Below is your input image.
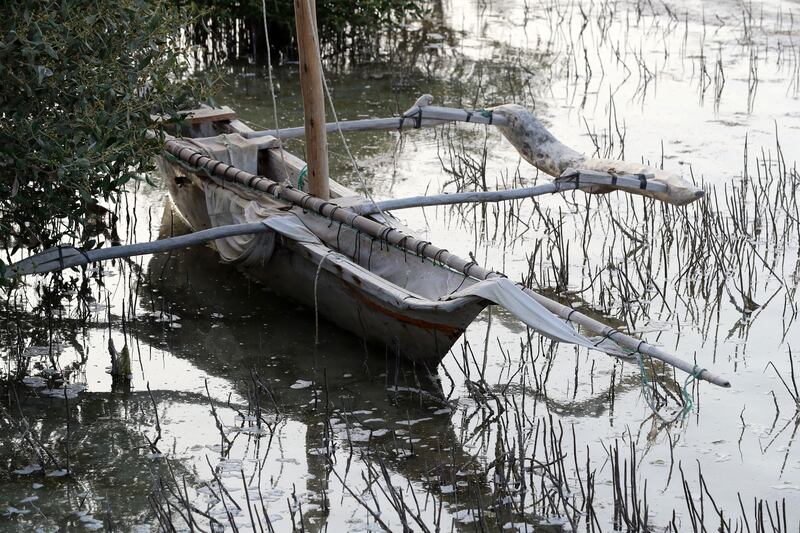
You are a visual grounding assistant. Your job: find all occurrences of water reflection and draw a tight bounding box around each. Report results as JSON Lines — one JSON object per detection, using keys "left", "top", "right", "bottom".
{"left": 2, "top": 203, "right": 499, "bottom": 530}
{"left": 140, "top": 204, "right": 501, "bottom": 530}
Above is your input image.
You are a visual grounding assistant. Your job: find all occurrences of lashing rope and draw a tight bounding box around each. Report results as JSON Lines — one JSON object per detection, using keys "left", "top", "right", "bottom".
{"left": 635, "top": 351, "right": 704, "bottom": 422}
{"left": 411, "top": 108, "right": 423, "bottom": 129}
{"left": 595, "top": 328, "right": 621, "bottom": 347}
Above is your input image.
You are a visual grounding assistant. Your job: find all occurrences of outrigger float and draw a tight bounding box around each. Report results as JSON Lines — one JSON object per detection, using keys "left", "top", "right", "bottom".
{"left": 5, "top": 1, "right": 728, "bottom": 389}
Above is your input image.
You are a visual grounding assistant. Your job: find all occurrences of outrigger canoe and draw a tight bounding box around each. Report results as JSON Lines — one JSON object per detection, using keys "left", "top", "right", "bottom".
{"left": 5, "top": 99, "right": 730, "bottom": 387}
{"left": 147, "top": 101, "right": 728, "bottom": 387}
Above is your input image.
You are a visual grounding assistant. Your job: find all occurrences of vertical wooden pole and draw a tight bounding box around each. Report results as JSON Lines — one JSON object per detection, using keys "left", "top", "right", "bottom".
{"left": 294, "top": 0, "right": 330, "bottom": 199}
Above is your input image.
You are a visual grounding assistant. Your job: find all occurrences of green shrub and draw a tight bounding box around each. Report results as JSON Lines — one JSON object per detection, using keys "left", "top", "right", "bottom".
{"left": 0, "top": 0, "right": 212, "bottom": 256}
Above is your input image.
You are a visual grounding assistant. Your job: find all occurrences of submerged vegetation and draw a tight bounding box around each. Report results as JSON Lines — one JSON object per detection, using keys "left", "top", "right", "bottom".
{"left": 189, "top": 0, "right": 428, "bottom": 64}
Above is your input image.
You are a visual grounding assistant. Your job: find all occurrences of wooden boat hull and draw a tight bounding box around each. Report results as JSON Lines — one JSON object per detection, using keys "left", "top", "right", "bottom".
{"left": 243, "top": 243, "right": 481, "bottom": 363}
{"left": 161, "top": 118, "right": 487, "bottom": 365}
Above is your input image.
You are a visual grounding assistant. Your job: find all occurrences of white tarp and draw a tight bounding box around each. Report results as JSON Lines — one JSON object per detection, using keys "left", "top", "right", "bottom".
{"left": 170, "top": 134, "right": 614, "bottom": 352}
{"left": 445, "top": 277, "right": 598, "bottom": 350}
{"left": 262, "top": 214, "right": 323, "bottom": 244}
{"left": 180, "top": 134, "right": 280, "bottom": 175}
{"left": 176, "top": 133, "right": 282, "bottom": 267}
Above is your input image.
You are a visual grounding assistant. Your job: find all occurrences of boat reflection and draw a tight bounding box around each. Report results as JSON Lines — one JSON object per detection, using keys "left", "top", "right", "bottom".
{"left": 140, "top": 203, "right": 498, "bottom": 530}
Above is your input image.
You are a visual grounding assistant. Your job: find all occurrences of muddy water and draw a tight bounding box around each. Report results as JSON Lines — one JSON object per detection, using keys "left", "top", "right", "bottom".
{"left": 2, "top": 0, "right": 800, "bottom": 531}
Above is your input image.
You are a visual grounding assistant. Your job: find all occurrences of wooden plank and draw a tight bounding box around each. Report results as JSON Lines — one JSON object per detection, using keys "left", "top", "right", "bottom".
{"left": 226, "top": 118, "right": 255, "bottom": 133}
{"left": 152, "top": 106, "right": 237, "bottom": 136}
{"left": 179, "top": 106, "right": 236, "bottom": 125}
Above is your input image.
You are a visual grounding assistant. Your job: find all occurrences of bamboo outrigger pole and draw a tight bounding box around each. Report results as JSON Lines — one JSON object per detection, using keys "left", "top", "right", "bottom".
{"left": 294, "top": 0, "right": 330, "bottom": 199}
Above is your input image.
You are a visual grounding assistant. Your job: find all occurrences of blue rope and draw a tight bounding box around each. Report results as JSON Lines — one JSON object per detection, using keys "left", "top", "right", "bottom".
{"left": 636, "top": 352, "right": 662, "bottom": 416}
{"left": 297, "top": 165, "right": 308, "bottom": 191}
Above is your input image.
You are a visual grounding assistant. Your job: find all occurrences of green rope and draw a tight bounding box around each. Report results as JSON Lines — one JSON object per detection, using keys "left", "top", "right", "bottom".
{"left": 636, "top": 352, "right": 662, "bottom": 417}
{"left": 634, "top": 352, "right": 703, "bottom": 423}
{"left": 680, "top": 364, "right": 706, "bottom": 416}
{"left": 297, "top": 165, "right": 308, "bottom": 191}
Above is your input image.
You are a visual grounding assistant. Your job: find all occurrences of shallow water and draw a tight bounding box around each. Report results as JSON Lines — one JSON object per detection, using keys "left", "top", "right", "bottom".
{"left": 2, "top": 0, "right": 800, "bottom": 531}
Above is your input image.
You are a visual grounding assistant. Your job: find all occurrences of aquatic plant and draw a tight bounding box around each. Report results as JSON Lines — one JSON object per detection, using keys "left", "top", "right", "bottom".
{"left": 188, "top": 0, "right": 428, "bottom": 65}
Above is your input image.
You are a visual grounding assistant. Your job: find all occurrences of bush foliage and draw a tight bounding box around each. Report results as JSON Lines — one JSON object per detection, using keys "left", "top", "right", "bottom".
{"left": 0, "top": 0, "right": 211, "bottom": 254}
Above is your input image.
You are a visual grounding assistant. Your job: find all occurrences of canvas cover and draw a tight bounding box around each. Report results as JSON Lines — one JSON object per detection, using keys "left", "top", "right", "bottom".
{"left": 179, "top": 134, "right": 280, "bottom": 175}
{"left": 445, "top": 277, "right": 597, "bottom": 348}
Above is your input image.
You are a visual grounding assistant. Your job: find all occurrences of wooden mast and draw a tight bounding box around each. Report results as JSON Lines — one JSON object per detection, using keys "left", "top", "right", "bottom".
{"left": 294, "top": 0, "right": 330, "bottom": 199}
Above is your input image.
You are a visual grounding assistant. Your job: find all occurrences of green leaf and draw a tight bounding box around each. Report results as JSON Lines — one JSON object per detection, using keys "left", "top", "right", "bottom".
{"left": 0, "top": 0, "right": 211, "bottom": 250}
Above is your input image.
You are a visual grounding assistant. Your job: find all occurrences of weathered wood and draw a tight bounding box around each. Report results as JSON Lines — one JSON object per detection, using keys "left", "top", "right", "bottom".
{"left": 180, "top": 106, "right": 236, "bottom": 124}
{"left": 150, "top": 106, "right": 238, "bottom": 137}
{"left": 294, "top": 0, "right": 330, "bottom": 199}
{"left": 243, "top": 106, "right": 502, "bottom": 140}
{"left": 151, "top": 106, "right": 236, "bottom": 125}
{"left": 247, "top": 101, "right": 703, "bottom": 206}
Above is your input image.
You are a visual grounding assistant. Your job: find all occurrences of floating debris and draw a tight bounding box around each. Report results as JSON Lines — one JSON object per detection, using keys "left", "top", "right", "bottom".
{"left": 21, "top": 376, "right": 47, "bottom": 388}
{"left": 3, "top": 506, "right": 30, "bottom": 516}
{"left": 396, "top": 417, "right": 432, "bottom": 426}
{"left": 146, "top": 310, "right": 181, "bottom": 322}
